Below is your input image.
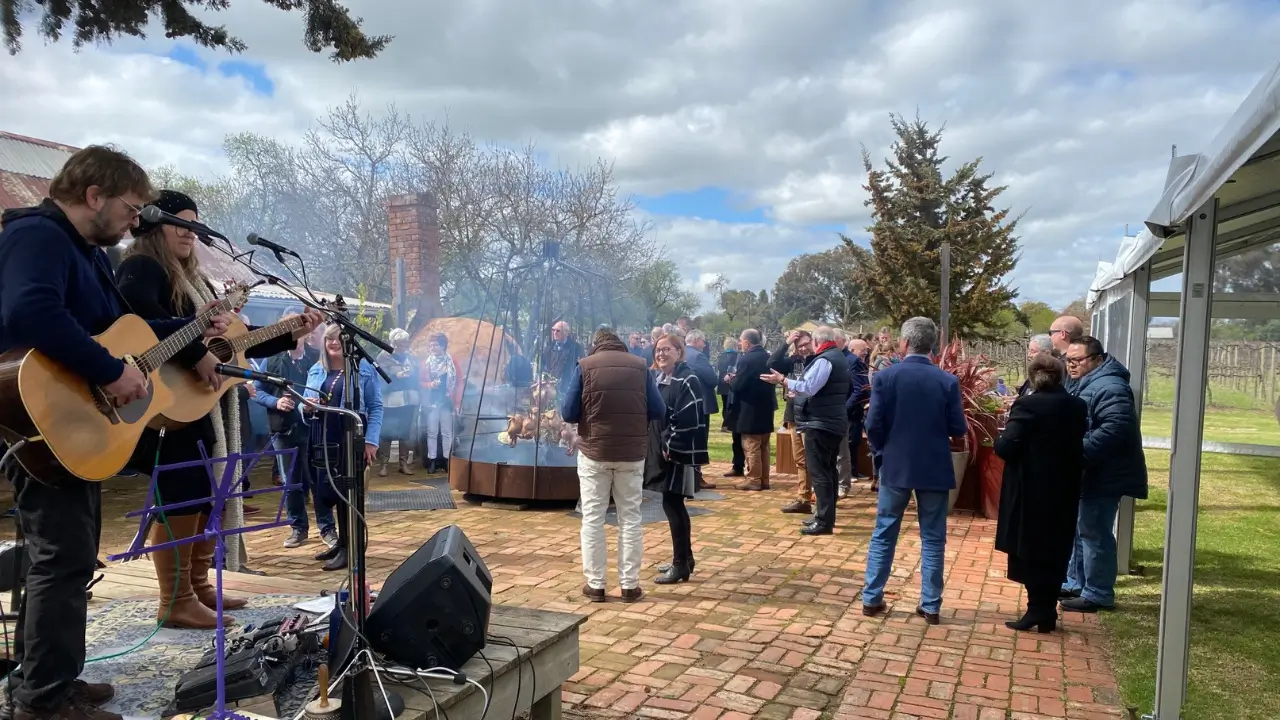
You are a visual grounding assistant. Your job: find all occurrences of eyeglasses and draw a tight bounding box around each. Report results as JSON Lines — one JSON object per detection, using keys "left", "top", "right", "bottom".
{"left": 1065, "top": 354, "right": 1097, "bottom": 366}
{"left": 118, "top": 198, "right": 143, "bottom": 219}
{"left": 654, "top": 347, "right": 677, "bottom": 354}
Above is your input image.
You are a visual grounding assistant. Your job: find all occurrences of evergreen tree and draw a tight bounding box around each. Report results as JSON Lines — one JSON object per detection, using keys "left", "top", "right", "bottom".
{"left": 1, "top": 0, "right": 390, "bottom": 61}
{"left": 854, "top": 114, "right": 1021, "bottom": 341}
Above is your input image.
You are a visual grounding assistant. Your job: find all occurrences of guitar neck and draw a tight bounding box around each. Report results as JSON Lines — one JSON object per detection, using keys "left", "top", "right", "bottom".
{"left": 136, "top": 298, "right": 239, "bottom": 374}
{"left": 231, "top": 316, "right": 307, "bottom": 353}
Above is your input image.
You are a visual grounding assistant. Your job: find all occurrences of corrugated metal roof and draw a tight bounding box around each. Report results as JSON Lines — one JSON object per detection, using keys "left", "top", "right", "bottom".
{"left": 0, "top": 170, "right": 48, "bottom": 210}
{"left": 251, "top": 284, "right": 393, "bottom": 309}
{"left": 0, "top": 131, "right": 76, "bottom": 179}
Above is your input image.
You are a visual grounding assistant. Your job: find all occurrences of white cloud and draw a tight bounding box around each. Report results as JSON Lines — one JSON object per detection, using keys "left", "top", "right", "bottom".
{"left": 2, "top": 0, "right": 1279, "bottom": 311}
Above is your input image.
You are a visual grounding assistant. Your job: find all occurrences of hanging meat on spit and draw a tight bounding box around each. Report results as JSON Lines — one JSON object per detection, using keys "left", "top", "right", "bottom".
{"left": 496, "top": 377, "right": 579, "bottom": 453}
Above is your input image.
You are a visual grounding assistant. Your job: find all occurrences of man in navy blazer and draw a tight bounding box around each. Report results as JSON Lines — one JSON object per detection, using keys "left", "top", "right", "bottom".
{"left": 862, "top": 317, "right": 967, "bottom": 624}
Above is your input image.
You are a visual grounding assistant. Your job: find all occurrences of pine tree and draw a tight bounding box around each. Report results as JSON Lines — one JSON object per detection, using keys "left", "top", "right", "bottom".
{"left": 1, "top": 0, "right": 390, "bottom": 61}
{"left": 853, "top": 114, "right": 1021, "bottom": 341}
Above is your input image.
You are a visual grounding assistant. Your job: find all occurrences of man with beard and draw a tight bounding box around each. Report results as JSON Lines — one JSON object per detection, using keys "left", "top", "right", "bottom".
{"left": 0, "top": 146, "right": 234, "bottom": 720}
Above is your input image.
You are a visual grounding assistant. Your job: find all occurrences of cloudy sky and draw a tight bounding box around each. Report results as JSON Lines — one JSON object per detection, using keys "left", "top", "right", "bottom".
{"left": 2, "top": 0, "right": 1277, "bottom": 310}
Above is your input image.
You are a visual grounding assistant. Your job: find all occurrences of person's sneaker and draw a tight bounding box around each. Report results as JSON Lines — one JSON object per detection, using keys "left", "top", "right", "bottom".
{"left": 282, "top": 529, "right": 307, "bottom": 549}
{"left": 70, "top": 681, "right": 113, "bottom": 707}
{"left": 780, "top": 500, "right": 812, "bottom": 514}
{"left": 837, "top": 484, "right": 850, "bottom": 499}
{"left": 321, "top": 529, "right": 339, "bottom": 549}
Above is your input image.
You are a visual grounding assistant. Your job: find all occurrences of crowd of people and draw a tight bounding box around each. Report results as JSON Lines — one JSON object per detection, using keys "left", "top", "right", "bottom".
{"left": 0, "top": 143, "right": 1149, "bottom": 720}
{"left": 563, "top": 313, "right": 1149, "bottom": 634}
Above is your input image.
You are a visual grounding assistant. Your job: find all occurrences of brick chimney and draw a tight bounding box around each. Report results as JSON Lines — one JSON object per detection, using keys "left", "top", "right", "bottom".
{"left": 386, "top": 192, "right": 444, "bottom": 324}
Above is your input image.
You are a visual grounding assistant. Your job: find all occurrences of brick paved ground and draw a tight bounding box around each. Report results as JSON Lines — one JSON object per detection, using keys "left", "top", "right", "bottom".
{"left": 107, "top": 460, "right": 1126, "bottom": 720}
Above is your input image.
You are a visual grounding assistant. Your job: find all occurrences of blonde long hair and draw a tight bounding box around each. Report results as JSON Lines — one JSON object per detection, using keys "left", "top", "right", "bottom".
{"left": 124, "top": 225, "right": 203, "bottom": 312}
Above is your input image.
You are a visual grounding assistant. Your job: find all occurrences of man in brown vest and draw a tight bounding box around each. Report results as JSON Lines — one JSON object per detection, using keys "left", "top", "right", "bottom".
{"left": 561, "top": 328, "right": 666, "bottom": 603}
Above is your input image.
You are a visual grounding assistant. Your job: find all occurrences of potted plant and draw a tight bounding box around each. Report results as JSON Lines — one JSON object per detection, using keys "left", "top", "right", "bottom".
{"left": 933, "top": 340, "right": 1002, "bottom": 513}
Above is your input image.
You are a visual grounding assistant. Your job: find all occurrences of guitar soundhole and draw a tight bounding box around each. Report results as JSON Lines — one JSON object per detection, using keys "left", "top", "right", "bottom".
{"left": 207, "top": 337, "right": 235, "bottom": 363}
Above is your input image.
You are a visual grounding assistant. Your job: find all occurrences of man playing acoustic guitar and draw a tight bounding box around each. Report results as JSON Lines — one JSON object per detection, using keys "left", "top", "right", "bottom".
{"left": 0, "top": 146, "right": 234, "bottom": 720}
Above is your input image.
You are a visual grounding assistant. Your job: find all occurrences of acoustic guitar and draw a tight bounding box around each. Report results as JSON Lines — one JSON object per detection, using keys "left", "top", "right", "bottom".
{"left": 155, "top": 312, "right": 310, "bottom": 426}
{"left": 0, "top": 286, "right": 251, "bottom": 484}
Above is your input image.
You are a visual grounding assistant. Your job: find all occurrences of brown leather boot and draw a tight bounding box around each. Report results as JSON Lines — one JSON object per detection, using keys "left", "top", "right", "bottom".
{"left": 190, "top": 513, "right": 248, "bottom": 611}
{"left": 150, "top": 514, "right": 220, "bottom": 629}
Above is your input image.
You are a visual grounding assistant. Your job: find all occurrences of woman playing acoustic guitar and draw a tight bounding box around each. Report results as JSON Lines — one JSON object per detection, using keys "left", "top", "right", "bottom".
{"left": 116, "top": 189, "right": 322, "bottom": 630}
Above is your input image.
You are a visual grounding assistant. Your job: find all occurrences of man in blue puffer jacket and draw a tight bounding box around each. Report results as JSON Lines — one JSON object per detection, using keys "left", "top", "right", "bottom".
{"left": 1061, "top": 336, "right": 1148, "bottom": 612}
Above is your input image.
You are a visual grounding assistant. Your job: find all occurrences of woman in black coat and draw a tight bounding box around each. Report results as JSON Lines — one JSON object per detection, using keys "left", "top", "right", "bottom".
{"left": 644, "top": 333, "right": 709, "bottom": 585}
{"left": 116, "top": 190, "right": 319, "bottom": 629}
{"left": 994, "top": 353, "right": 1088, "bottom": 632}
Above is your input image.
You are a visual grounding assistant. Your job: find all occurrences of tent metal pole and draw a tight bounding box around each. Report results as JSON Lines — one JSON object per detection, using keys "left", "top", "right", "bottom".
{"left": 1152, "top": 199, "right": 1216, "bottom": 720}
{"left": 1117, "top": 262, "right": 1151, "bottom": 576}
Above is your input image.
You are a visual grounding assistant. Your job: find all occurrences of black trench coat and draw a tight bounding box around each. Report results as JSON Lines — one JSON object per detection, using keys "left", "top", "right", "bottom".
{"left": 993, "top": 386, "right": 1088, "bottom": 586}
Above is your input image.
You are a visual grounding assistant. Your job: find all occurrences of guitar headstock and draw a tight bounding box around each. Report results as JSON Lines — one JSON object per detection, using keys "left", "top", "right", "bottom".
{"left": 221, "top": 281, "right": 252, "bottom": 311}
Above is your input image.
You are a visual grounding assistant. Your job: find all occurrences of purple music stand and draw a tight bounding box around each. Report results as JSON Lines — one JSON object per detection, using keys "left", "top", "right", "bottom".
{"left": 108, "top": 438, "right": 299, "bottom": 720}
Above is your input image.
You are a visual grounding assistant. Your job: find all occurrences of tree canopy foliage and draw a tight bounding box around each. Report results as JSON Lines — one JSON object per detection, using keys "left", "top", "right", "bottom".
{"left": 1, "top": 0, "right": 390, "bottom": 61}
{"left": 155, "top": 95, "right": 664, "bottom": 347}
{"left": 855, "top": 114, "right": 1021, "bottom": 341}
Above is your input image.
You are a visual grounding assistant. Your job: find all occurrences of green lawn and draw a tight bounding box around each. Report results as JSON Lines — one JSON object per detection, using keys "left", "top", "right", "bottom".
{"left": 1103, "top": 450, "right": 1280, "bottom": 720}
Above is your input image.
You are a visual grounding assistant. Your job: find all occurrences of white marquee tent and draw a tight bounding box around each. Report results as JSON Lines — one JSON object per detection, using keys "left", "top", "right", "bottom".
{"left": 1086, "top": 58, "right": 1280, "bottom": 719}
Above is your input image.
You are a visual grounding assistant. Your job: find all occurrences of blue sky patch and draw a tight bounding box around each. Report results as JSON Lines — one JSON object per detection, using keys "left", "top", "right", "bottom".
{"left": 165, "top": 44, "right": 207, "bottom": 73}
{"left": 636, "top": 186, "right": 767, "bottom": 223}
{"left": 217, "top": 60, "right": 275, "bottom": 97}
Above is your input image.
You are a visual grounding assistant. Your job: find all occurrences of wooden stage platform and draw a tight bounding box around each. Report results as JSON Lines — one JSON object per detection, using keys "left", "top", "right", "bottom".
{"left": 79, "top": 562, "right": 584, "bottom": 720}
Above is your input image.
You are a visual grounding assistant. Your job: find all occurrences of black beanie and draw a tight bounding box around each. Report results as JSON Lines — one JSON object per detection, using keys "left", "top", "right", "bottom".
{"left": 132, "top": 189, "right": 199, "bottom": 237}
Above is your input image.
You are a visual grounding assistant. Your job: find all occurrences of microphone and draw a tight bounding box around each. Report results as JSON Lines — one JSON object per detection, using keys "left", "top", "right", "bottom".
{"left": 246, "top": 232, "right": 300, "bottom": 258}
{"left": 139, "top": 205, "right": 228, "bottom": 243}
{"left": 214, "top": 363, "right": 291, "bottom": 389}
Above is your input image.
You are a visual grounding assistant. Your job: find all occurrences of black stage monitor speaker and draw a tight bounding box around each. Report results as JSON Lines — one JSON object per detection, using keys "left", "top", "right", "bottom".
{"left": 367, "top": 524, "right": 493, "bottom": 670}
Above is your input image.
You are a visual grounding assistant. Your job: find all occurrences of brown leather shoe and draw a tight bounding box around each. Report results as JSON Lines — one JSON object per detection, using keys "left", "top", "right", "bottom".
{"left": 620, "top": 587, "right": 644, "bottom": 603}
{"left": 780, "top": 500, "right": 812, "bottom": 514}
{"left": 915, "top": 606, "right": 941, "bottom": 625}
{"left": 700, "top": 480, "right": 717, "bottom": 490}
{"left": 71, "top": 681, "right": 114, "bottom": 707}
{"left": 14, "top": 698, "right": 122, "bottom": 720}
{"left": 582, "top": 585, "right": 605, "bottom": 603}
{"left": 734, "top": 480, "right": 764, "bottom": 491}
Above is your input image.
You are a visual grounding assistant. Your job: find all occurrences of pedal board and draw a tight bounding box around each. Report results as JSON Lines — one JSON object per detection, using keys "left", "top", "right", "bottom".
{"left": 170, "top": 644, "right": 273, "bottom": 714}
{"left": 165, "top": 613, "right": 320, "bottom": 718}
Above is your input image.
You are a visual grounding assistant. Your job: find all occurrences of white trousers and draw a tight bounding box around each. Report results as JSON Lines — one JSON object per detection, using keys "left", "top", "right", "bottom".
{"left": 425, "top": 406, "right": 455, "bottom": 460}
{"left": 577, "top": 455, "right": 644, "bottom": 590}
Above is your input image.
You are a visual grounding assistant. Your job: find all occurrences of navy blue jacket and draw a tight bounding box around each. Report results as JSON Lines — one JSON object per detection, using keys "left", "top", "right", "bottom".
{"left": 865, "top": 355, "right": 968, "bottom": 491}
{"left": 684, "top": 345, "right": 720, "bottom": 416}
{"left": 0, "top": 202, "right": 188, "bottom": 386}
{"left": 1069, "top": 355, "right": 1149, "bottom": 499}
{"left": 843, "top": 349, "right": 870, "bottom": 417}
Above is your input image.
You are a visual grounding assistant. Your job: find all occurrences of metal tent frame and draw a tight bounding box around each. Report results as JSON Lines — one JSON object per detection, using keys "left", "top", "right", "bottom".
{"left": 1086, "top": 58, "right": 1280, "bottom": 720}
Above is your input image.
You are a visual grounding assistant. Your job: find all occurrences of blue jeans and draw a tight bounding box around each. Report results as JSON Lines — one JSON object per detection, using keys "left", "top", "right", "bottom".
{"left": 277, "top": 434, "right": 335, "bottom": 536}
{"left": 862, "top": 487, "right": 949, "bottom": 613}
{"left": 1062, "top": 495, "right": 1121, "bottom": 606}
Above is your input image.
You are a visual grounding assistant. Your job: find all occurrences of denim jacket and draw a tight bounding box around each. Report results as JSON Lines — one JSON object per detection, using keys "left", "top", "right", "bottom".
{"left": 304, "top": 360, "right": 385, "bottom": 447}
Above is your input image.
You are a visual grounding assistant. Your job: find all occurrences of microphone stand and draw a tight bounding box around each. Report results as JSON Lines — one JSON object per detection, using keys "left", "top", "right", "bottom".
{"left": 199, "top": 235, "right": 400, "bottom": 720}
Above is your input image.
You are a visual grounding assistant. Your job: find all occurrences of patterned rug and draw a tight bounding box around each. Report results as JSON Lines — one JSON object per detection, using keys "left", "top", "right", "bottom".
{"left": 72, "top": 594, "right": 324, "bottom": 719}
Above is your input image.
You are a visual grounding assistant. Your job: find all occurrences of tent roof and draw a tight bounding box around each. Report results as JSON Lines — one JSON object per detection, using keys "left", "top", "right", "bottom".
{"left": 1089, "top": 59, "right": 1280, "bottom": 307}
